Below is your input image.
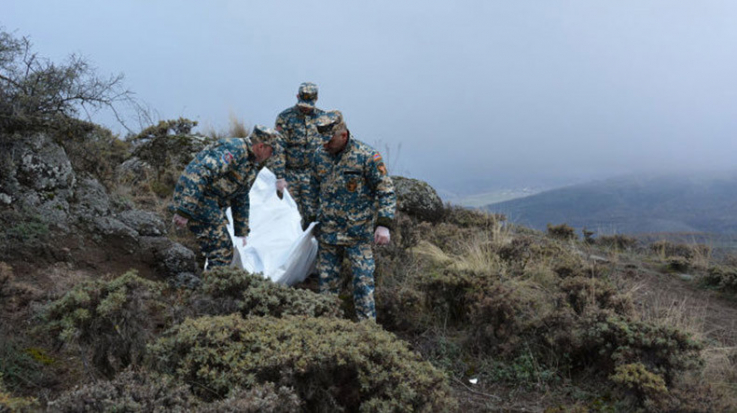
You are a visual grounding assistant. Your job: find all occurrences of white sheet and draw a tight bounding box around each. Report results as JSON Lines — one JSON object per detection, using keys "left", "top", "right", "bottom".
{"left": 226, "top": 168, "right": 317, "bottom": 285}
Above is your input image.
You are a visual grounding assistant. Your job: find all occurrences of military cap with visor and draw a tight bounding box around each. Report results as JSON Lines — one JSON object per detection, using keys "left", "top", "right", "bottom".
{"left": 296, "top": 82, "right": 318, "bottom": 108}
{"left": 249, "top": 125, "right": 279, "bottom": 146}
{"left": 315, "top": 110, "right": 344, "bottom": 139}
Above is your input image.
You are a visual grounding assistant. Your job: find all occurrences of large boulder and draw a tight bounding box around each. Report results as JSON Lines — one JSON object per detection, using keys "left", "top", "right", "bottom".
{"left": 90, "top": 216, "right": 140, "bottom": 255}
{"left": 391, "top": 176, "right": 444, "bottom": 222}
{"left": 118, "top": 210, "right": 167, "bottom": 237}
{"left": 2, "top": 132, "right": 77, "bottom": 230}
{"left": 15, "top": 133, "right": 76, "bottom": 192}
{"left": 72, "top": 177, "right": 111, "bottom": 218}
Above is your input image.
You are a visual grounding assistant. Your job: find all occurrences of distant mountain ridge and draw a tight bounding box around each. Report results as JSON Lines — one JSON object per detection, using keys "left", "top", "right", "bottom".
{"left": 484, "top": 171, "right": 737, "bottom": 235}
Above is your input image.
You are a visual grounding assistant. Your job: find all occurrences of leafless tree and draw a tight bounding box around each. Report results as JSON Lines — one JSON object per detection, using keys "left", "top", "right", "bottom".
{"left": 0, "top": 28, "right": 143, "bottom": 134}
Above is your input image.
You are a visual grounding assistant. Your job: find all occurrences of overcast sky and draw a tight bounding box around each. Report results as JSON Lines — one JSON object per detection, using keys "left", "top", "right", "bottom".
{"left": 5, "top": 1, "right": 737, "bottom": 196}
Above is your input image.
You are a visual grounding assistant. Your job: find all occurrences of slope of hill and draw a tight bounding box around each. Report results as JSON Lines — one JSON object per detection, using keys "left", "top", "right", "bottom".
{"left": 484, "top": 171, "right": 737, "bottom": 235}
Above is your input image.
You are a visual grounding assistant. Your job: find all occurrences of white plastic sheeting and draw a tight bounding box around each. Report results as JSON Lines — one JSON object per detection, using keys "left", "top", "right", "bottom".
{"left": 226, "top": 168, "right": 317, "bottom": 285}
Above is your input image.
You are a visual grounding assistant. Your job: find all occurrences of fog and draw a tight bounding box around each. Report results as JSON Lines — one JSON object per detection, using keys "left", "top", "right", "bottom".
{"left": 5, "top": 0, "right": 737, "bottom": 197}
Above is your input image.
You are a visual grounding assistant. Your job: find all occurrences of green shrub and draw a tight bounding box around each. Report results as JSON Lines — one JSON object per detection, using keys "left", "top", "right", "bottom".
{"left": 563, "top": 313, "right": 703, "bottom": 386}
{"left": 468, "top": 282, "right": 539, "bottom": 356}
{"left": 0, "top": 337, "right": 49, "bottom": 394}
{"left": 487, "top": 352, "right": 559, "bottom": 387}
{"left": 193, "top": 267, "right": 342, "bottom": 319}
{"left": 44, "top": 270, "right": 164, "bottom": 377}
{"left": 547, "top": 223, "right": 577, "bottom": 241}
{"left": 609, "top": 362, "right": 668, "bottom": 411}
{"left": 498, "top": 236, "right": 537, "bottom": 270}
{"left": 701, "top": 265, "right": 737, "bottom": 293}
{"left": 198, "top": 383, "right": 301, "bottom": 413}
{"left": 559, "top": 276, "right": 633, "bottom": 317}
{"left": 148, "top": 314, "right": 457, "bottom": 411}
{"left": 443, "top": 205, "right": 503, "bottom": 229}
{"left": 596, "top": 234, "right": 638, "bottom": 251}
{"left": 0, "top": 263, "right": 11, "bottom": 299}
{"left": 0, "top": 210, "right": 49, "bottom": 259}
{"left": 650, "top": 240, "right": 694, "bottom": 259}
{"left": 56, "top": 119, "right": 132, "bottom": 187}
{"left": 419, "top": 269, "right": 476, "bottom": 325}
{"left": 666, "top": 256, "right": 691, "bottom": 273}
{"left": 0, "top": 373, "right": 38, "bottom": 412}
{"left": 47, "top": 369, "right": 196, "bottom": 412}
{"left": 582, "top": 227, "right": 595, "bottom": 244}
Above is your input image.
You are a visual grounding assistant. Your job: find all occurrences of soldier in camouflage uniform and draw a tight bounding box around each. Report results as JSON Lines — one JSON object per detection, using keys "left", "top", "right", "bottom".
{"left": 274, "top": 82, "right": 326, "bottom": 218}
{"left": 304, "top": 110, "right": 396, "bottom": 321}
{"left": 171, "top": 125, "right": 280, "bottom": 269}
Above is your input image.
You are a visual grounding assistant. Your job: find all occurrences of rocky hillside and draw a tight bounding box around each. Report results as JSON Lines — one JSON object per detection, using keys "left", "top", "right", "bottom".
{"left": 1, "top": 120, "right": 737, "bottom": 412}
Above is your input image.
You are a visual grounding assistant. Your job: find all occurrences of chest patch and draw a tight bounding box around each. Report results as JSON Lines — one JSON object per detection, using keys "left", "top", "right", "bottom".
{"left": 346, "top": 179, "right": 358, "bottom": 192}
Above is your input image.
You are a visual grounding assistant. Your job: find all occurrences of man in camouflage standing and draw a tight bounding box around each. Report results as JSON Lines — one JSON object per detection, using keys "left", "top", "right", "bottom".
{"left": 171, "top": 125, "right": 280, "bottom": 269}
{"left": 304, "top": 110, "right": 396, "bottom": 321}
{"left": 274, "top": 82, "right": 325, "bottom": 218}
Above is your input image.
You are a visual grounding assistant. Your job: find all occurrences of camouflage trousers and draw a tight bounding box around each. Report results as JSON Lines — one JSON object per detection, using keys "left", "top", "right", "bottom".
{"left": 188, "top": 216, "right": 233, "bottom": 269}
{"left": 285, "top": 168, "right": 311, "bottom": 219}
{"left": 317, "top": 241, "right": 376, "bottom": 321}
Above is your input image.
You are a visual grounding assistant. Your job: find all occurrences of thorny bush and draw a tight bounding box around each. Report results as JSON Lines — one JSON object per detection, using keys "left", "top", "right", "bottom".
{"left": 148, "top": 314, "right": 457, "bottom": 412}
{"left": 44, "top": 270, "right": 164, "bottom": 378}
{"left": 190, "top": 266, "right": 342, "bottom": 319}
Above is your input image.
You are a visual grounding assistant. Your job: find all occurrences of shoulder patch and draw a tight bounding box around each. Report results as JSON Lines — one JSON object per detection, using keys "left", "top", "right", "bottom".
{"left": 222, "top": 150, "right": 234, "bottom": 164}
{"left": 372, "top": 153, "right": 383, "bottom": 163}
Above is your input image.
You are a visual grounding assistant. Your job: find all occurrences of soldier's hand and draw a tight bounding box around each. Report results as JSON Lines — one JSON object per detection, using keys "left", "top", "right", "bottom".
{"left": 172, "top": 214, "right": 189, "bottom": 228}
{"left": 374, "top": 226, "right": 391, "bottom": 245}
{"left": 241, "top": 237, "right": 247, "bottom": 247}
{"left": 276, "top": 178, "right": 288, "bottom": 192}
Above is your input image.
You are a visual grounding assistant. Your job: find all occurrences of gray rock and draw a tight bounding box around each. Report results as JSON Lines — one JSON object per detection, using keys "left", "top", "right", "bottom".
{"left": 115, "top": 156, "right": 154, "bottom": 185}
{"left": 391, "top": 176, "right": 444, "bottom": 222}
{"left": 72, "top": 177, "right": 111, "bottom": 218}
{"left": 16, "top": 133, "right": 75, "bottom": 191}
{"left": 118, "top": 210, "right": 167, "bottom": 236}
{"left": 157, "top": 242, "right": 197, "bottom": 277}
{"left": 91, "top": 216, "right": 139, "bottom": 254}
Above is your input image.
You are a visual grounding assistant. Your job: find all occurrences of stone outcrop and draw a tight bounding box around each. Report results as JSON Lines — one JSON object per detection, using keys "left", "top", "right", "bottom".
{"left": 0, "top": 131, "right": 197, "bottom": 280}
{"left": 391, "top": 176, "right": 444, "bottom": 223}
{"left": 118, "top": 210, "right": 167, "bottom": 237}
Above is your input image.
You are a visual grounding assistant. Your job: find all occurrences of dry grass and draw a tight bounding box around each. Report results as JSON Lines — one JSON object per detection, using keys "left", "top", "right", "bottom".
{"left": 411, "top": 240, "right": 453, "bottom": 265}
{"left": 228, "top": 113, "right": 249, "bottom": 138}
{"left": 200, "top": 113, "right": 250, "bottom": 140}
{"left": 450, "top": 233, "right": 504, "bottom": 275}
{"left": 622, "top": 263, "right": 737, "bottom": 407}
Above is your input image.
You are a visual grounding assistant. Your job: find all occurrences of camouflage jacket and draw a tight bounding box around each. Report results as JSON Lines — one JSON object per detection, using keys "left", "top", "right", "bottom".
{"left": 274, "top": 106, "right": 326, "bottom": 171}
{"left": 172, "top": 138, "right": 261, "bottom": 237}
{"left": 306, "top": 136, "right": 396, "bottom": 245}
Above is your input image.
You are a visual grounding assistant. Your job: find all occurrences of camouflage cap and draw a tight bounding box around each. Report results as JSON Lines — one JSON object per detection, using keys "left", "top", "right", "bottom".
{"left": 315, "top": 110, "right": 344, "bottom": 138}
{"left": 296, "top": 82, "right": 318, "bottom": 108}
{"left": 250, "top": 124, "right": 279, "bottom": 146}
